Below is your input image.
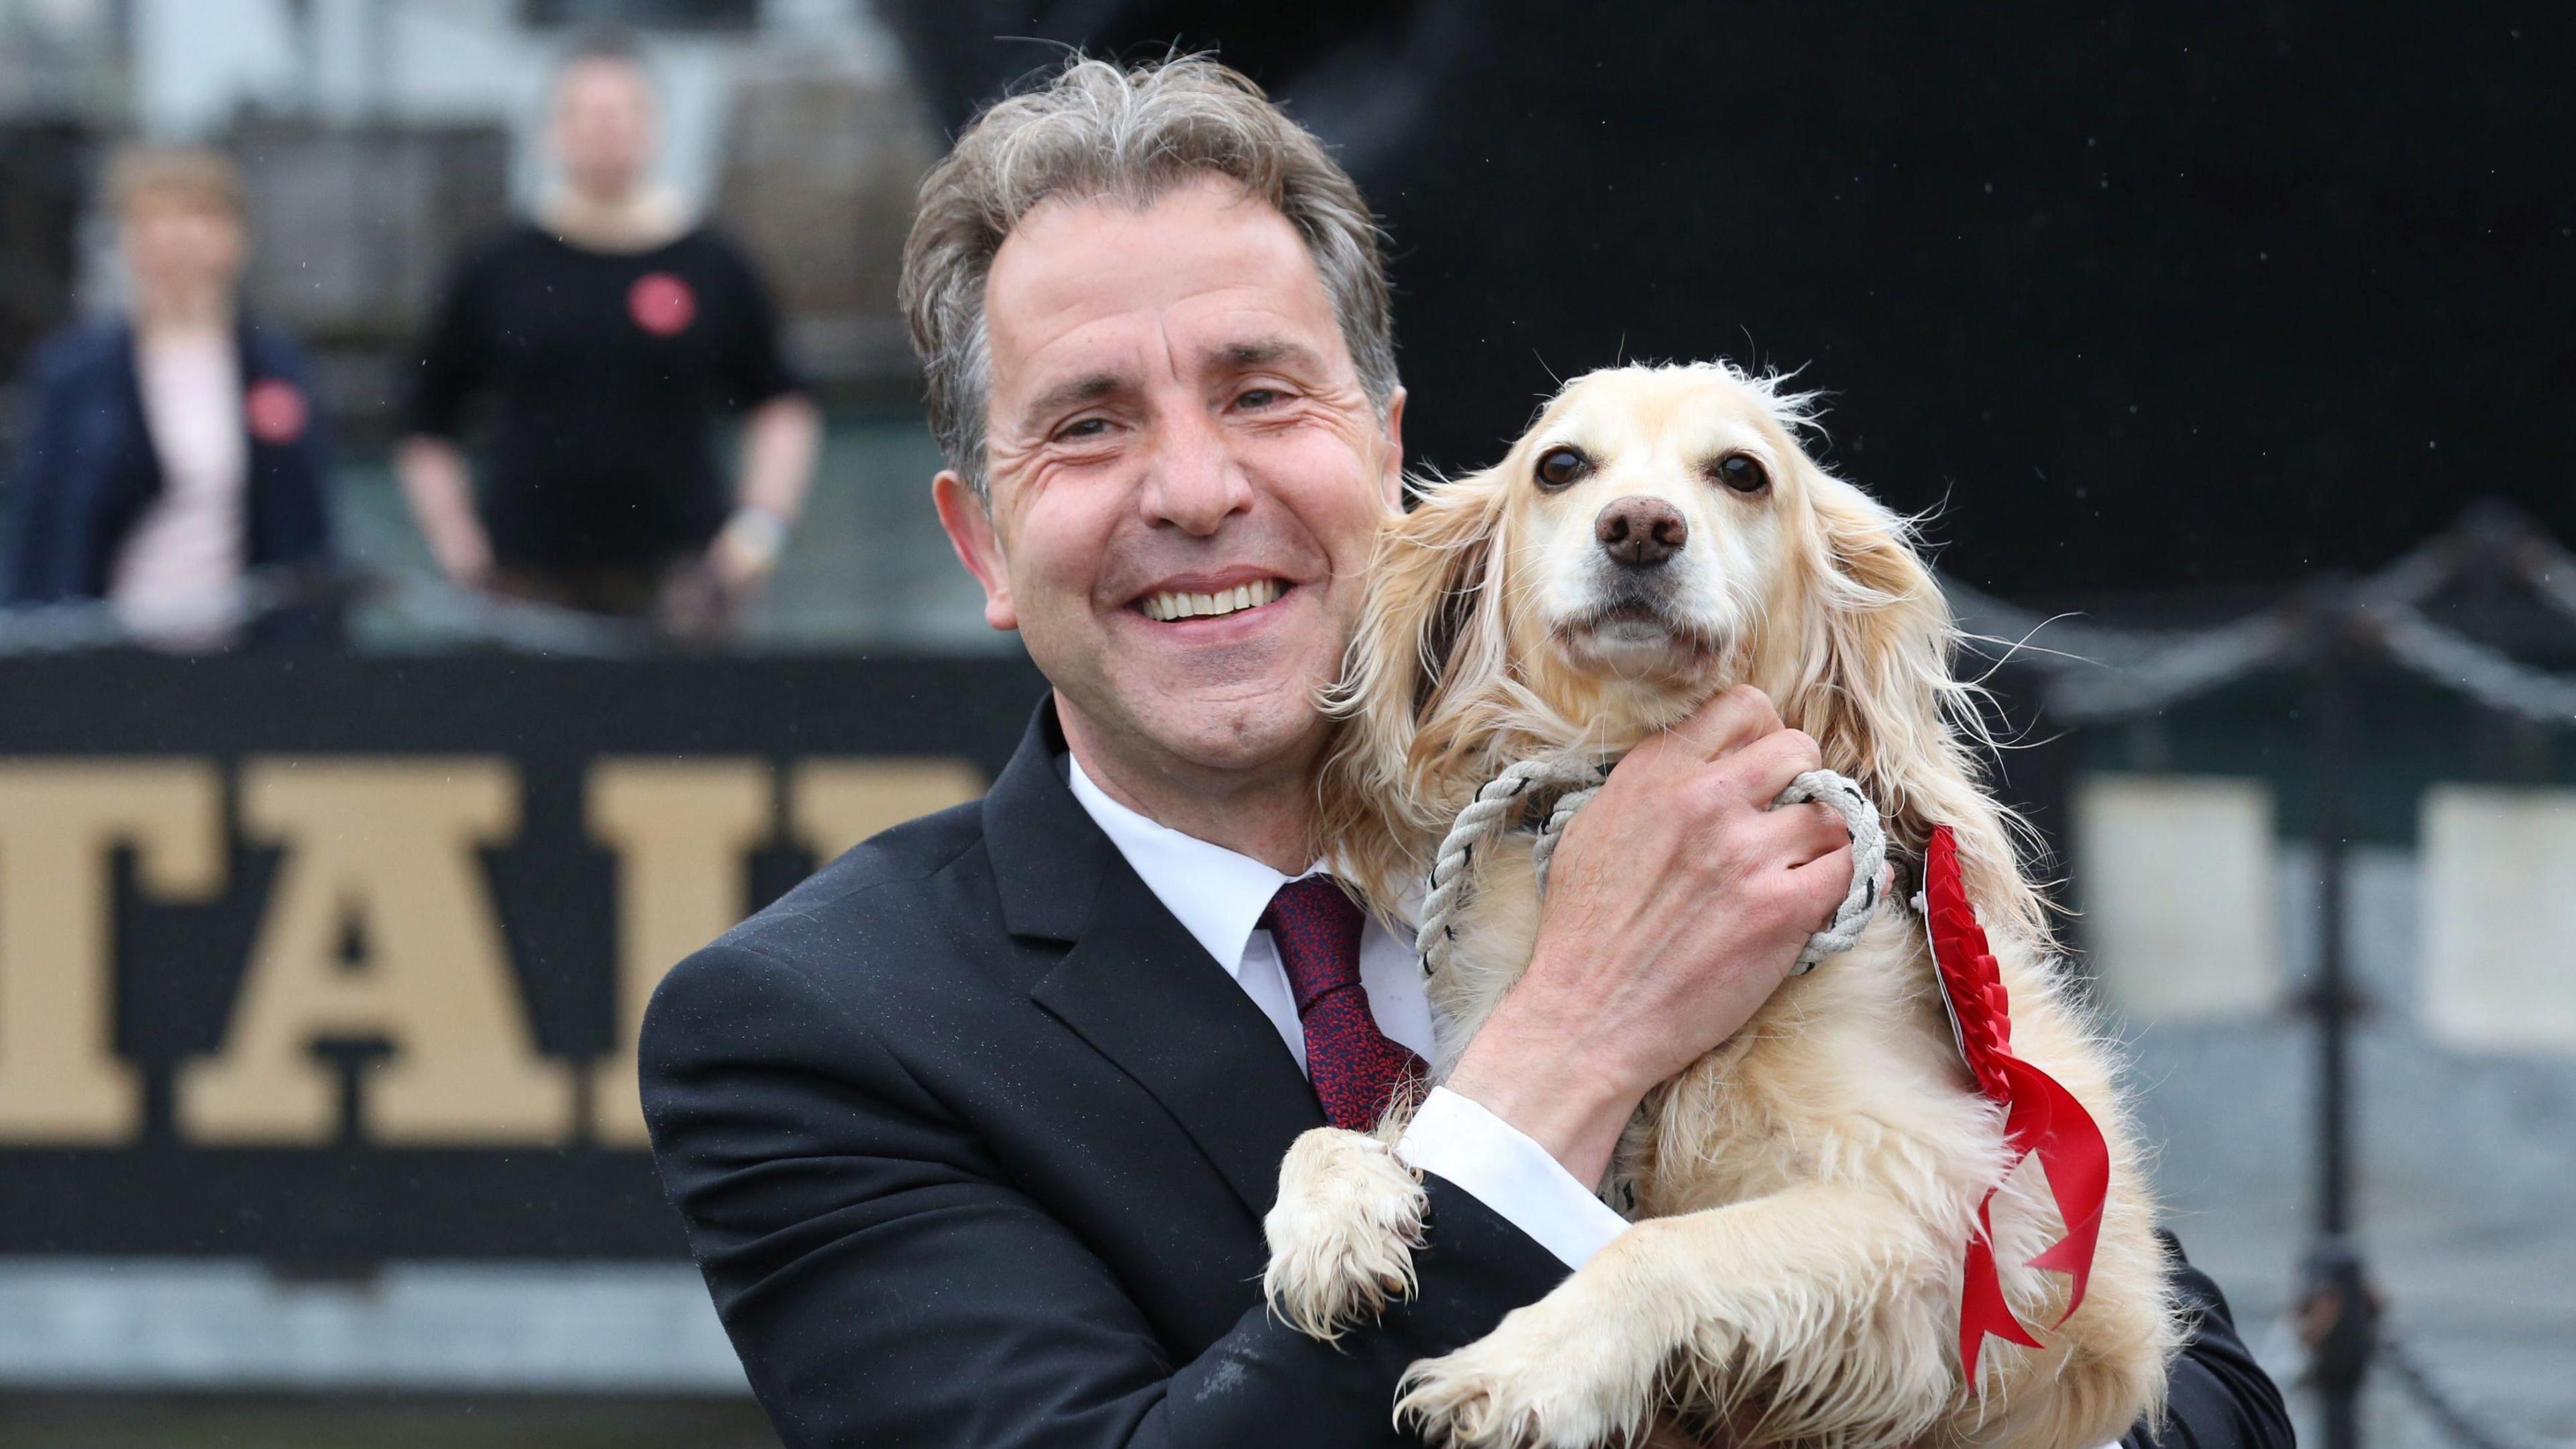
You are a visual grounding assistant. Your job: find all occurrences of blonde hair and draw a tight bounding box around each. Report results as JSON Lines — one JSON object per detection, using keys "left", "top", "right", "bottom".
{"left": 899, "top": 54, "right": 1397, "bottom": 500}
{"left": 106, "top": 145, "right": 247, "bottom": 225}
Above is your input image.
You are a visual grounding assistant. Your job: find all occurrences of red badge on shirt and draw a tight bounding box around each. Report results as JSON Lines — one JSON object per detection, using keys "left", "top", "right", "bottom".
{"left": 244, "top": 378, "right": 309, "bottom": 445}
{"left": 628, "top": 272, "right": 698, "bottom": 337}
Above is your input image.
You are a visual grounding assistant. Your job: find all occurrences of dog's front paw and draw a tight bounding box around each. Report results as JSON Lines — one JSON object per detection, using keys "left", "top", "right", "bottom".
{"left": 1263, "top": 1127, "right": 1427, "bottom": 1341}
{"left": 1399, "top": 1295, "right": 1661, "bottom": 1448}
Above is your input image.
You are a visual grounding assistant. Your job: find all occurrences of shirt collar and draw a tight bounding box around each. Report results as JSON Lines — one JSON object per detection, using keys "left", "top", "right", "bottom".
{"left": 1065, "top": 754, "right": 1324, "bottom": 979}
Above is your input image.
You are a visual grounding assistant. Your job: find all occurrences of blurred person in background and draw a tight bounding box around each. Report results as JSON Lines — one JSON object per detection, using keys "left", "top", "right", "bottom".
{"left": 2, "top": 145, "right": 334, "bottom": 649}
{"left": 396, "top": 28, "right": 820, "bottom": 645}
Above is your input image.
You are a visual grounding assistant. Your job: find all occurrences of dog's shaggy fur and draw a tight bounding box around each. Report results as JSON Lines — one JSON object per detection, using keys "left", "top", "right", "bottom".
{"left": 1263, "top": 364, "right": 2180, "bottom": 1449}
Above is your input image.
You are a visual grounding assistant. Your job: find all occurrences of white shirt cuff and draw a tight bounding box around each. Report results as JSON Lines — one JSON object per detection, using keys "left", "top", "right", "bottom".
{"left": 1395, "top": 1086, "right": 1631, "bottom": 1270}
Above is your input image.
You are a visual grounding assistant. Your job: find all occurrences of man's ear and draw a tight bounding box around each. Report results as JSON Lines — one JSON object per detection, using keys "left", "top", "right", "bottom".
{"left": 933, "top": 470, "right": 1018, "bottom": 633}
{"left": 1377, "top": 387, "right": 1408, "bottom": 509}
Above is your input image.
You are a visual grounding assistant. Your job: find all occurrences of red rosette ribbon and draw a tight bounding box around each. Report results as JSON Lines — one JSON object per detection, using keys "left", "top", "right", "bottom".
{"left": 1924, "top": 825, "right": 2112, "bottom": 1386}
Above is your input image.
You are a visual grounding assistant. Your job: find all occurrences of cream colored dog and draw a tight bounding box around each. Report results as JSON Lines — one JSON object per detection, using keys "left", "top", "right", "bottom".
{"left": 1263, "top": 363, "right": 2178, "bottom": 1449}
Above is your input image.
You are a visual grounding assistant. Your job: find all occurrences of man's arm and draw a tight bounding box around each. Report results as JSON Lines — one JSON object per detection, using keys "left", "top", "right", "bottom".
{"left": 395, "top": 436, "right": 490, "bottom": 589}
{"left": 698, "top": 238, "right": 816, "bottom": 594}
{"left": 643, "top": 938, "right": 1570, "bottom": 1449}
{"left": 704, "top": 394, "right": 820, "bottom": 592}
{"left": 2137, "top": 1234, "right": 2294, "bottom": 1449}
{"left": 396, "top": 250, "right": 494, "bottom": 588}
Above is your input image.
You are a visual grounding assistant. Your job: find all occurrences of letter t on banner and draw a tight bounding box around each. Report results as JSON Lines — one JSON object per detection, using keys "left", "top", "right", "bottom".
{"left": 0, "top": 762, "right": 223, "bottom": 1143}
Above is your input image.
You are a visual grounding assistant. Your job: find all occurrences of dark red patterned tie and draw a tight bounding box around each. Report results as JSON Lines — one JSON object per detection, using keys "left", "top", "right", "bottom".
{"left": 1260, "top": 876, "right": 1427, "bottom": 1130}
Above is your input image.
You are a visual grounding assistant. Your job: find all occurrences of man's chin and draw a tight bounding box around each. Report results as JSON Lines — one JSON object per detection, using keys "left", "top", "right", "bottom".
{"left": 1071, "top": 672, "right": 1331, "bottom": 780}
{"left": 1143, "top": 694, "right": 1327, "bottom": 773}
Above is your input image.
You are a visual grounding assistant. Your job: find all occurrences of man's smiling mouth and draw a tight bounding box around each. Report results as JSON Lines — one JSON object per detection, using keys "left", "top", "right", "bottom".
{"left": 1139, "top": 578, "right": 1289, "bottom": 623}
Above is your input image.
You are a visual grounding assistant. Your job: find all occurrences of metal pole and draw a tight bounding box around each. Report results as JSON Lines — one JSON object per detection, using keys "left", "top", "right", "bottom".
{"left": 2312, "top": 607, "right": 2353, "bottom": 1242}
{"left": 2302, "top": 594, "right": 2377, "bottom": 1449}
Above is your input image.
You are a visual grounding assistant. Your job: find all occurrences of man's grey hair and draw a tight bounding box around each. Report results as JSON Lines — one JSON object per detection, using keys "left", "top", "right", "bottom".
{"left": 899, "top": 55, "right": 1399, "bottom": 501}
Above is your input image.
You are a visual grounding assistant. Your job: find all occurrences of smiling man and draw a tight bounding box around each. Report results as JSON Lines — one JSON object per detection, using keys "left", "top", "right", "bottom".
{"left": 639, "top": 56, "right": 2289, "bottom": 1449}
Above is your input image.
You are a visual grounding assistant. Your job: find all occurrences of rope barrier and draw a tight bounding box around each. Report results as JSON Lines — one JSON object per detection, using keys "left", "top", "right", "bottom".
{"left": 1941, "top": 505, "right": 2576, "bottom": 727}
{"left": 1939, "top": 531, "right": 2450, "bottom": 684}
{"left": 2042, "top": 612, "right": 2304, "bottom": 724}
{"left": 2378, "top": 1331, "right": 2574, "bottom": 1449}
{"left": 2506, "top": 535, "right": 2576, "bottom": 633}
{"left": 2372, "top": 604, "right": 2576, "bottom": 724}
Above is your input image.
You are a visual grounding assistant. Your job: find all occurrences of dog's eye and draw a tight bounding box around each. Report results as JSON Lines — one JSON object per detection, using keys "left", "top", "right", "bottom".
{"left": 1711, "top": 453, "right": 1770, "bottom": 494}
{"left": 1534, "top": 447, "right": 1590, "bottom": 490}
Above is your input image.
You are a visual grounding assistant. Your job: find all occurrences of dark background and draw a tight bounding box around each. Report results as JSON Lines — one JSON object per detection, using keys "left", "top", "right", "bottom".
{"left": 884, "top": 1, "right": 2575, "bottom": 598}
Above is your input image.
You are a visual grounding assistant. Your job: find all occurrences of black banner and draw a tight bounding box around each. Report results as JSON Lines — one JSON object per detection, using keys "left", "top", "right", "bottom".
{"left": 0, "top": 650, "right": 1044, "bottom": 1260}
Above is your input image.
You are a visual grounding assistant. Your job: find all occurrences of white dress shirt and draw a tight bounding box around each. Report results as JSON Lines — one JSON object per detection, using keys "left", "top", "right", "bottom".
{"left": 1066, "top": 756, "right": 1630, "bottom": 1269}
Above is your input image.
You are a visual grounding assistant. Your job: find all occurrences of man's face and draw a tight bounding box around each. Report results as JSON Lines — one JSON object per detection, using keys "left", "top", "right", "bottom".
{"left": 935, "top": 176, "right": 1404, "bottom": 789}
{"left": 550, "top": 58, "right": 657, "bottom": 201}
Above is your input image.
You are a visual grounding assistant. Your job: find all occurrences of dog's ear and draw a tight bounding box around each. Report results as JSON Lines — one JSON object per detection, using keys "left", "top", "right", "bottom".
{"left": 1339, "top": 472, "right": 1510, "bottom": 771}
{"left": 1790, "top": 470, "right": 2045, "bottom": 938}
{"left": 1799, "top": 474, "right": 1949, "bottom": 818}
{"left": 1320, "top": 471, "right": 1509, "bottom": 899}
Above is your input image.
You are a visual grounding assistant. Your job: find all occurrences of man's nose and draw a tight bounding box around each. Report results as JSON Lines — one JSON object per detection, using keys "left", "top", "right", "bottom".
{"left": 1141, "top": 413, "right": 1254, "bottom": 535}
{"left": 1595, "top": 496, "right": 1688, "bottom": 566}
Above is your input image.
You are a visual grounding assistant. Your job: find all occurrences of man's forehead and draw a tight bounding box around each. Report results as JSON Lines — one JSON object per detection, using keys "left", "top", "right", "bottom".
{"left": 556, "top": 58, "right": 653, "bottom": 107}
{"left": 983, "top": 181, "right": 1346, "bottom": 399}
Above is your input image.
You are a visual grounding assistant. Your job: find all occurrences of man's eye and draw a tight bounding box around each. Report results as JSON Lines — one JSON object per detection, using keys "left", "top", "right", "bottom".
{"left": 1235, "top": 388, "right": 1281, "bottom": 410}
{"left": 1058, "top": 418, "right": 1110, "bottom": 440}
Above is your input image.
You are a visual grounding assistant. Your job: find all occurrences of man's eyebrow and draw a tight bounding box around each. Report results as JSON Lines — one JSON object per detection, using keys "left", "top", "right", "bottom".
{"left": 1210, "top": 337, "right": 1328, "bottom": 374}
{"left": 1018, "top": 370, "right": 1130, "bottom": 430}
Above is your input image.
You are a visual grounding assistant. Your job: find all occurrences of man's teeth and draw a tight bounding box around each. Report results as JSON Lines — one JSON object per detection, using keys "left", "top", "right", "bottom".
{"left": 1140, "top": 578, "right": 1285, "bottom": 622}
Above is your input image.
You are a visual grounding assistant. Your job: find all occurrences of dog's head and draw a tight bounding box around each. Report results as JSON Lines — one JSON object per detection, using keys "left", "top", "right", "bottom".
{"left": 1474, "top": 363, "right": 1838, "bottom": 722}
{"left": 1326, "top": 362, "right": 2039, "bottom": 932}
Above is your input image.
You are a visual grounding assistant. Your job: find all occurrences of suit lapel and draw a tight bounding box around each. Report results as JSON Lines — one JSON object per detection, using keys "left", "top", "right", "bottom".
{"left": 1031, "top": 863, "right": 1327, "bottom": 1222}
{"left": 987, "top": 700, "right": 1326, "bottom": 1222}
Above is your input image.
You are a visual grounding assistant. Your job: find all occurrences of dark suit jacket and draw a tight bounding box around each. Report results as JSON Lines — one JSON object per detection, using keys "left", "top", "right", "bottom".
{"left": 3, "top": 319, "right": 333, "bottom": 616}
{"left": 642, "top": 700, "right": 2290, "bottom": 1449}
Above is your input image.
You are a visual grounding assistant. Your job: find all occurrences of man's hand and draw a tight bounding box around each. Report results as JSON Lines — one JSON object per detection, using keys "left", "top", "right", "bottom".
{"left": 1442, "top": 686, "right": 1856, "bottom": 1187}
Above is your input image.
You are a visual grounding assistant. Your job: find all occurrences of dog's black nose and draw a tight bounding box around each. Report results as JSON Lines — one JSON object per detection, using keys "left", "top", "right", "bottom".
{"left": 1595, "top": 497, "right": 1688, "bottom": 566}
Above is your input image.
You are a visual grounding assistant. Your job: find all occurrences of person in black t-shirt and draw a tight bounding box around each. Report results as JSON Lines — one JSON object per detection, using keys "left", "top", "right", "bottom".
{"left": 398, "top": 31, "right": 820, "bottom": 641}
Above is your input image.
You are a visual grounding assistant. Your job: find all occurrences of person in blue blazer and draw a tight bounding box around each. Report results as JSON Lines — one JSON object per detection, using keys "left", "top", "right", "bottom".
{"left": 3, "top": 146, "right": 332, "bottom": 647}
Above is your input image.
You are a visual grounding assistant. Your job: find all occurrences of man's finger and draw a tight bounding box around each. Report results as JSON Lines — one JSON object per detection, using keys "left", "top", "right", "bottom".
{"left": 1782, "top": 798, "right": 1851, "bottom": 864}
{"left": 1786, "top": 843, "right": 1858, "bottom": 926}
{"left": 1746, "top": 796, "right": 1847, "bottom": 867}
{"left": 1719, "top": 728, "right": 1823, "bottom": 808}
{"left": 1666, "top": 684, "right": 1780, "bottom": 761}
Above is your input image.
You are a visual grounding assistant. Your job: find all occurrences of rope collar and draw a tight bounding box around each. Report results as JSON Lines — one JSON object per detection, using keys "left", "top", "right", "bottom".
{"left": 1413, "top": 753, "right": 1891, "bottom": 978}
